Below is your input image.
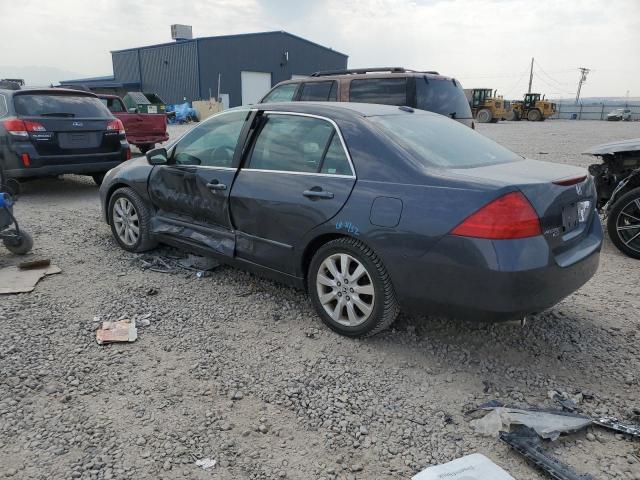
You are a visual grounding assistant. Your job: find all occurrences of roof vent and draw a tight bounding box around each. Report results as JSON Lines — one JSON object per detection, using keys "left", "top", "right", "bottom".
{"left": 171, "top": 24, "right": 193, "bottom": 41}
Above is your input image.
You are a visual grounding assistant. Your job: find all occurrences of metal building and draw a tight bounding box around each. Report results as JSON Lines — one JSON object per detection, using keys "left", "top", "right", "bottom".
{"left": 61, "top": 31, "right": 348, "bottom": 107}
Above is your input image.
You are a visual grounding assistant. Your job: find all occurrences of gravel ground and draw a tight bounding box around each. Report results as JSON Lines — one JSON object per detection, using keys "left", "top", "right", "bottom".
{"left": 1, "top": 120, "right": 639, "bottom": 480}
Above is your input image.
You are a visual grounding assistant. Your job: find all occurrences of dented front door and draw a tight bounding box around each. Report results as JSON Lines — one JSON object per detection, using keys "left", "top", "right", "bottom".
{"left": 147, "top": 110, "right": 250, "bottom": 254}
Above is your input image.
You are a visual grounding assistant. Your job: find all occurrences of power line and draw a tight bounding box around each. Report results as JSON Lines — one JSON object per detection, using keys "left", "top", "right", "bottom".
{"left": 532, "top": 72, "right": 574, "bottom": 95}
{"left": 534, "top": 59, "right": 573, "bottom": 88}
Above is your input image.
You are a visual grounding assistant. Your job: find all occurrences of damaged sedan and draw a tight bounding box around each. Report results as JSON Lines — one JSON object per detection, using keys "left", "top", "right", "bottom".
{"left": 100, "top": 103, "right": 602, "bottom": 336}
{"left": 585, "top": 138, "right": 640, "bottom": 259}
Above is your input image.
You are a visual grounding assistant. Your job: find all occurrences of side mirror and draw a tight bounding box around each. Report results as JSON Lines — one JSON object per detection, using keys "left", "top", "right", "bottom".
{"left": 146, "top": 147, "right": 168, "bottom": 165}
{"left": 128, "top": 107, "right": 137, "bottom": 113}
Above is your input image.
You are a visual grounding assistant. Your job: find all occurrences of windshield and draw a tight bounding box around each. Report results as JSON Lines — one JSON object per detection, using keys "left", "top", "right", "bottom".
{"left": 14, "top": 93, "right": 112, "bottom": 118}
{"left": 369, "top": 113, "right": 522, "bottom": 169}
{"left": 416, "top": 77, "right": 472, "bottom": 119}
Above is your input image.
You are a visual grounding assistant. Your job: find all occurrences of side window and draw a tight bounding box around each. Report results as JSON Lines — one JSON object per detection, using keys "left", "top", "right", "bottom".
{"left": 349, "top": 78, "right": 408, "bottom": 106}
{"left": 320, "top": 134, "right": 350, "bottom": 175}
{"left": 299, "top": 81, "right": 337, "bottom": 102}
{"left": 247, "top": 114, "right": 351, "bottom": 176}
{"left": 261, "top": 84, "right": 299, "bottom": 103}
{"left": 0, "top": 94, "right": 8, "bottom": 117}
{"left": 173, "top": 110, "right": 247, "bottom": 167}
{"left": 109, "top": 99, "right": 125, "bottom": 113}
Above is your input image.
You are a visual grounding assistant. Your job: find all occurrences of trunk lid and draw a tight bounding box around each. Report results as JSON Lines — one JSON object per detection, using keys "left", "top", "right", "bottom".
{"left": 449, "top": 159, "right": 598, "bottom": 259}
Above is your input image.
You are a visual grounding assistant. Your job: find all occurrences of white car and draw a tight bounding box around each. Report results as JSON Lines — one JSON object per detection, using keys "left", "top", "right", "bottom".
{"left": 606, "top": 108, "right": 632, "bottom": 121}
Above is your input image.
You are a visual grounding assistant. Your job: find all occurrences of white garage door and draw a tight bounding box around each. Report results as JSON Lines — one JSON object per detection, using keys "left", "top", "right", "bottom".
{"left": 241, "top": 71, "right": 272, "bottom": 105}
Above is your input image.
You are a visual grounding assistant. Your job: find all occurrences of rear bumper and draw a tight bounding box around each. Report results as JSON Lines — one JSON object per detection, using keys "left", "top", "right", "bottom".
{"left": 394, "top": 216, "right": 603, "bottom": 321}
{"left": 2, "top": 143, "right": 129, "bottom": 179}
{"left": 127, "top": 133, "right": 169, "bottom": 146}
{"left": 5, "top": 160, "right": 125, "bottom": 178}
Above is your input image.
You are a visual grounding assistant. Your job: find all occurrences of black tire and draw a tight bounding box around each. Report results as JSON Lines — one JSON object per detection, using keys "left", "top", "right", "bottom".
{"left": 506, "top": 110, "right": 520, "bottom": 121}
{"left": 92, "top": 173, "right": 105, "bottom": 186}
{"left": 3, "top": 230, "right": 33, "bottom": 255}
{"left": 607, "top": 187, "right": 640, "bottom": 260}
{"left": 476, "top": 109, "right": 492, "bottom": 123}
{"left": 108, "top": 187, "right": 157, "bottom": 253}
{"left": 139, "top": 144, "right": 154, "bottom": 154}
{"left": 307, "top": 237, "right": 399, "bottom": 337}
{"left": 527, "top": 109, "right": 542, "bottom": 121}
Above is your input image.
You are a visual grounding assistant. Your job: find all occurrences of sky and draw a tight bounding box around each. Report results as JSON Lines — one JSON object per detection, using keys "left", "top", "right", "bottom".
{"left": 1, "top": 0, "right": 639, "bottom": 99}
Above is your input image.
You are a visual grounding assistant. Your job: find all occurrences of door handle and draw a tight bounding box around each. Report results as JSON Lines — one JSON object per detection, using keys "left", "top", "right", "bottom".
{"left": 303, "top": 189, "right": 334, "bottom": 199}
{"left": 206, "top": 181, "right": 227, "bottom": 191}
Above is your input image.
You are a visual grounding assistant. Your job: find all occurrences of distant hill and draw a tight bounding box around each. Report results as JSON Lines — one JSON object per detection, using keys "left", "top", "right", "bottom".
{"left": 0, "top": 65, "right": 84, "bottom": 87}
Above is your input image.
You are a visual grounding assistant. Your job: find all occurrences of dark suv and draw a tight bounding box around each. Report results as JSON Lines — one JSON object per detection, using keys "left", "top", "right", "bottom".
{"left": 0, "top": 85, "right": 130, "bottom": 186}
{"left": 260, "top": 67, "right": 474, "bottom": 128}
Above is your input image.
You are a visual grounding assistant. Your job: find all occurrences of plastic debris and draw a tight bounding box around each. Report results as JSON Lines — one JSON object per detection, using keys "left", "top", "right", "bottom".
{"left": 96, "top": 319, "right": 137, "bottom": 345}
{"left": 501, "top": 427, "right": 595, "bottom": 480}
{"left": 0, "top": 263, "right": 61, "bottom": 294}
{"left": 195, "top": 458, "right": 216, "bottom": 470}
{"left": 470, "top": 407, "right": 592, "bottom": 440}
{"left": 412, "top": 453, "right": 515, "bottom": 480}
{"left": 593, "top": 417, "right": 640, "bottom": 438}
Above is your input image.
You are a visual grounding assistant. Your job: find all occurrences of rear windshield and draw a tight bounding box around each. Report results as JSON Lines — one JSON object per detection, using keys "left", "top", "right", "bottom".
{"left": 13, "top": 93, "right": 111, "bottom": 118}
{"left": 369, "top": 114, "right": 521, "bottom": 169}
{"left": 100, "top": 97, "right": 125, "bottom": 113}
{"left": 416, "top": 77, "right": 472, "bottom": 119}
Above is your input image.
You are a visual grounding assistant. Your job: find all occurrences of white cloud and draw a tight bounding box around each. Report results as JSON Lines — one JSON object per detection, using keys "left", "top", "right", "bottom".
{"left": 0, "top": 0, "right": 638, "bottom": 97}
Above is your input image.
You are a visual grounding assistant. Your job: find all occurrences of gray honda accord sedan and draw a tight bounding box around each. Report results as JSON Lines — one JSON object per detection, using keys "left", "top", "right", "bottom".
{"left": 100, "top": 102, "right": 602, "bottom": 336}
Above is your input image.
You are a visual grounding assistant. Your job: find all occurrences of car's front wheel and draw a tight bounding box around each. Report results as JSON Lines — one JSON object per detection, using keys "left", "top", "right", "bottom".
{"left": 108, "top": 187, "right": 157, "bottom": 252}
{"left": 308, "top": 238, "right": 399, "bottom": 337}
{"left": 607, "top": 186, "right": 640, "bottom": 259}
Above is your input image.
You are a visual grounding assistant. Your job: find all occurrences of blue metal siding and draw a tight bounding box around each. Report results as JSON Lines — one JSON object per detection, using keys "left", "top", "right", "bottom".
{"left": 109, "top": 32, "right": 347, "bottom": 107}
{"left": 197, "top": 32, "right": 347, "bottom": 107}
{"left": 139, "top": 42, "right": 199, "bottom": 104}
{"left": 112, "top": 50, "right": 140, "bottom": 83}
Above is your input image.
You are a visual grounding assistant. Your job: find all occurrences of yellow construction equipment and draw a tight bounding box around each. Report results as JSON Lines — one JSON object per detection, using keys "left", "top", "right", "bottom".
{"left": 506, "top": 93, "right": 556, "bottom": 121}
{"left": 464, "top": 88, "right": 508, "bottom": 123}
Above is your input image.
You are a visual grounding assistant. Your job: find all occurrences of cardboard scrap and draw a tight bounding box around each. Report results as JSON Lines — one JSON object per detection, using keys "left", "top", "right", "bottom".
{"left": 412, "top": 453, "right": 515, "bottom": 480}
{"left": 0, "top": 263, "right": 61, "bottom": 294}
{"left": 96, "top": 319, "right": 138, "bottom": 345}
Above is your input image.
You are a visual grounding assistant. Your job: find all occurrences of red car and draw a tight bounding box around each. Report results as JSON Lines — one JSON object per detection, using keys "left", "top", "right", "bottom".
{"left": 98, "top": 95, "right": 168, "bottom": 153}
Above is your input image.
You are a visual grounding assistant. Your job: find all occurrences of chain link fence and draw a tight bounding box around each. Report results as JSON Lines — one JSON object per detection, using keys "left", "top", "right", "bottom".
{"left": 552, "top": 103, "right": 640, "bottom": 121}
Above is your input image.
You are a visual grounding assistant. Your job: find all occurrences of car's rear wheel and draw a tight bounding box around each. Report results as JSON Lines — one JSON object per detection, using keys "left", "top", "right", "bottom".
{"left": 527, "top": 109, "right": 542, "bottom": 121}
{"left": 607, "top": 187, "right": 640, "bottom": 259}
{"left": 308, "top": 237, "right": 399, "bottom": 337}
{"left": 108, "top": 187, "right": 157, "bottom": 252}
{"left": 476, "top": 108, "right": 492, "bottom": 123}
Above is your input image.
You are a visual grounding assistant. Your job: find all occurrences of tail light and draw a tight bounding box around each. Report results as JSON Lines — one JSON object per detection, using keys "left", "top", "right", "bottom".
{"left": 107, "top": 118, "right": 125, "bottom": 135}
{"left": 2, "top": 118, "right": 46, "bottom": 137}
{"left": 451, "top": 191, "right": 541, "bottom": 239}
{"left": 552, "top": 175, "right": 586, "bottom": 187}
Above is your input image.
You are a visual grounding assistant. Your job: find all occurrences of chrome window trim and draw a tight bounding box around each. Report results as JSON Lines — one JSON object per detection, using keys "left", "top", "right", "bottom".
{"left": 245, "top": 110, "right": 356, "bottom": 179}
{"left": 240, "top": 169, "right": 354, "bottom": 180}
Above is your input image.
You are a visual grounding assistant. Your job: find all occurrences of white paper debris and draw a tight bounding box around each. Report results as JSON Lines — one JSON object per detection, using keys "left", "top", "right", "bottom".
{"left": 412, "top": 453, "right": 515, "bottom": 480}
{"left": 195, "top": 458, "right": 217, "bottom": 470}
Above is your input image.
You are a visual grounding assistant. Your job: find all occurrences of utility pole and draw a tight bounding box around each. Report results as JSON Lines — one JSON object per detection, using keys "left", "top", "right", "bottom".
{"left": 575, "top": 67, "right": 590, "bottom": 104}
{"left": 528, "top": 57, "right": 534, "bottom": 94}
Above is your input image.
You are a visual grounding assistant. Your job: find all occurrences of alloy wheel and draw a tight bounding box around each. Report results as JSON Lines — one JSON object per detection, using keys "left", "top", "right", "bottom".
{"left": 616, "top": 197, "right": 640, "bottom": 254}
{"left": 112, "top": 197, "right": 140, "bottom": 247}
{"left": 316, "top": 253, "right": 375, "bottom": 327}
